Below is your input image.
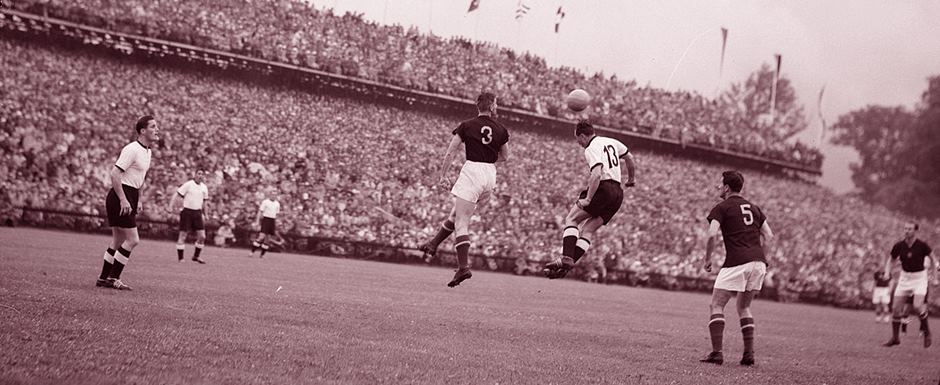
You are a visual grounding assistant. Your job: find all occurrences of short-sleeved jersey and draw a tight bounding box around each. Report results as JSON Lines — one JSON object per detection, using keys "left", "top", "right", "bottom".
{"left": 452, "top": 115, "right": 510, "bottom": 163}
{"left": 873, "top": 273, "right": 890, "bottom": 288}
{"left": 583, "top": 136, "right": 629, "bottom": 183}
{"left": 706, "top": 195, "right": 767, "bottom": 268}
{"left": 259, "top": 199, "right": 280, "bottom": 218}
{"left": 890, "top": 239, "right": 932, "bottom": 273}
{"left": 177, "top": 180, "right": 209, "bottom": 210}
{"left": 114, "top": 141, "right": 152, "bottom": 189}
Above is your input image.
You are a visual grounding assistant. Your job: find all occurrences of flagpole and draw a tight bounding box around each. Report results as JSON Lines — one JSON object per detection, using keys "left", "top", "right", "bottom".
{"left": 769, "top": 54, "right": 781, "bottom": 124}
{"left": 714, "top": 27, "right": 728, "bottom": 100}
{"left": 817, "top": 84, "right": 827, "bottom": 145}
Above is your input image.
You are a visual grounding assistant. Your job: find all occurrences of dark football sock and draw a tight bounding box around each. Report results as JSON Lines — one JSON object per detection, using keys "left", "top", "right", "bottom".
{"left": 708, "top": 313, "right": 725, "bottom": 352}
{"left": 454, "top": 234, "right": 471, "bottom": 269}
{"left": 99, "top": 248, "right": 116, "bottom": 280}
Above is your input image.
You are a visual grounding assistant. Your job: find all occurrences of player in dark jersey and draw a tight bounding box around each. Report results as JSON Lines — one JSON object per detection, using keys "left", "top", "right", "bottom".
{"left": 700, "top": 171, "right": 774, "bottom": 366}
{"left": 417, "top": 92, "right": 512, "bottom": 287}
{"left": 882, "top": 222, "right": 933, "bottom": 348}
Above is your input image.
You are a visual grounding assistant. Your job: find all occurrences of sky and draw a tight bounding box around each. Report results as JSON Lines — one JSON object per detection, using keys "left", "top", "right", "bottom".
{"left": 323, "top": 0, "right": 940, "bottom": 193}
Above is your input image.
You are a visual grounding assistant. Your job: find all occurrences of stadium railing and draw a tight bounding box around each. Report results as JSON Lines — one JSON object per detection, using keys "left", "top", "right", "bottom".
{"left": 0, "top": 8, "right": 822, "bottom": 177}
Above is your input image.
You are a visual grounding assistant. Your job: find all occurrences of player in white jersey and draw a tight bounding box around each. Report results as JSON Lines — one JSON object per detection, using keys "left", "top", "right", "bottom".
{"left": 96, "top": 116, "right": 159, "bottom": 291}
{"left": 545, "top": 121, "right": 635, "bottom": 279}
{"left": 250, "top": 189, "right": 281, "bottom": 258}
{"left": 167, "top": 170, "right": 210, "bottom": 264}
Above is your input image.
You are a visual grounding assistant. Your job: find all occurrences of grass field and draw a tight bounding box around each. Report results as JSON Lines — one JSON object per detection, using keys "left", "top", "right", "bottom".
{"left": 0, "top": 228, "right": 937, "bottom": 385}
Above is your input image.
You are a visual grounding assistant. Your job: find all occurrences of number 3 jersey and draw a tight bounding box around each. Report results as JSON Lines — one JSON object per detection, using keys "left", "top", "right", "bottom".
{"left": 453, "top": 115, "right": 510, "bottom": 163}
{"left": 707, "top": 195, "right": 767, "bottom": 267}
{"left": 584, "top": 136, "right": 629, "bottom": 183}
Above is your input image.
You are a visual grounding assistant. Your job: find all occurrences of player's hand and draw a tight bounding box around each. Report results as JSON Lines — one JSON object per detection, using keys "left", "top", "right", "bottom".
{"left": 119, "top": 198, "right": 132, "bottom": 216}
{"left": 576, "top": 198, "right": 590, "bottom": 209}
{"left": 624, "top": 180, "right": 636, "bottom": 188}
{"left": 703, "top": 261, "right": 712, "bottom": 273}
{"left": 436, "top": 174, "right": 450, "bottom": 189}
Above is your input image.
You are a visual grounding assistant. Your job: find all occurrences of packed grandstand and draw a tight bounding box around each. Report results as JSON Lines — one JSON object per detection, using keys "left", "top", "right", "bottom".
{"left": 1, "top": 2, "right": 937, "bottom": 311}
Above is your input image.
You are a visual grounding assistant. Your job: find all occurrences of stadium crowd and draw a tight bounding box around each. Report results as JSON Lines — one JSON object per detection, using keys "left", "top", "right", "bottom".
{"left": 8, "top": 0, "right": 821, "bottom": 168}
{"left": 1, "top": 39, "right": 937, "bottom": 310}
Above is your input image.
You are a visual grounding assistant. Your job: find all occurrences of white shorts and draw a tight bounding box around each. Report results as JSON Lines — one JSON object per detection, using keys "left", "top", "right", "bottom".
{"left": 894, "top": 271, "right": 928, "bottom": 297}
{"left": 714, "top": 261, "right": 767, "bottom": 292}
{"left": 450, "top": 161, "right": 496, "bottom": 204}
{"left": 872, "top": 287, "right": 891, "bottom": 304}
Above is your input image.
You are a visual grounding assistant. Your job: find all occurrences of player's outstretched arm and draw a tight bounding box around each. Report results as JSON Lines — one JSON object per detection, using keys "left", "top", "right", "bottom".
{"left": 167, "top": 191, "right": 180, "bottom": 214}
{"left": 622, "top": 152, "right": 636, "bottom": 187}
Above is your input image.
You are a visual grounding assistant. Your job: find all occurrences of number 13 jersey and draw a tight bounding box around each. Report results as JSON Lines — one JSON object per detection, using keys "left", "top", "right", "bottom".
{"left": 584, "top": 136, "right": 629, "bottom": 183}
{"left": 707, "top": 196, "right": 767, "bottom": 267}
{"left": 453, "top": 115, "right": 510, "bottom": 163}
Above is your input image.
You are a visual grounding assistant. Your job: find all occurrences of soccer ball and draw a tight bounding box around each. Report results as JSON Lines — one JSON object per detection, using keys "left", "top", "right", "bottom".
{"left": 566, "top": 89, "right": 590, "bottom": 112}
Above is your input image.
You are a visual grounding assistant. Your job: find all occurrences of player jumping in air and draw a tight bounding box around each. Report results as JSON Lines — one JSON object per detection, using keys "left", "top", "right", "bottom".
{"left": 417, "top": 92, "right": 512, "bottom": 287}
{"left": 543, "top": 120, "right": 636, "bottom": 279}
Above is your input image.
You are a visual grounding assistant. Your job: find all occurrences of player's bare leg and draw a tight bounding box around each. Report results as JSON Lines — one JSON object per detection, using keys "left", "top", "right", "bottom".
{"left": 736, "top": 290, "right": 758, "bottom": 365}
{"left": 702, "top": 288, "right": 736, "bottom": 365}
{"left": 107, "top": 227, "right": 140, "bottom": 290}
{"left": 175, "top": 232, "right": 188, "bottom": 262}
{"left": 912, "top": 294, "right": 930, "bottom": 348}
{"left": 447, "top": 197, "right": 476, "bottom": 287}
{"left": 193, "top": 230, "right": 207, "bottom": 264}
{"left": 97, "top": 229, "right": 125, "bottom": 287}
{"left": 885, "top": 294, "right": 908, "bottom": 346}
{"left": 419, "top": 207, "right": 456, "bottom": 262}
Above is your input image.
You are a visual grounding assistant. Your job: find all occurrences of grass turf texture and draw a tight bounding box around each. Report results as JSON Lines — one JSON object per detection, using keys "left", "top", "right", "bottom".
{"left": 0, "top": 228, "right": 937, "bottom": 384}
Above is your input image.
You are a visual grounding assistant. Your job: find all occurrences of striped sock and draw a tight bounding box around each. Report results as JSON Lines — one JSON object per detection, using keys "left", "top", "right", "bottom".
{"left": 740, "top": 317, "right": 755, "bottom": 353}
{"left": 708, "top": 313, "right": 725, "bottom": 352}
{"left": 562, "top": 226, "right": 579, "bottom": 257}
{"left": 108, "top": 247, "right": 131, "bottom": 279}
{"left": 454, "top": 234, "right": 471, "bottom": 269}
{"left": 176, "top": 243, "right": 185, "bottom": 260}
{"left": 572, "top": 237, "right": 591, "bottom": 262}
{"left": 99, "top": 248, "right": 116, "bottom": 280}
{"left": 429, "top": 220, "right": 455, "bottom": 248}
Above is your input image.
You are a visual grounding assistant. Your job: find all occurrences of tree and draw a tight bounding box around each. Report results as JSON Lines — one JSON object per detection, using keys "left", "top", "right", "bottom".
{"left": 721, "top": 63, "right": 808, "bottom": 142}
{"left": 828, "top": 75, "right": 940, "bottom": 218}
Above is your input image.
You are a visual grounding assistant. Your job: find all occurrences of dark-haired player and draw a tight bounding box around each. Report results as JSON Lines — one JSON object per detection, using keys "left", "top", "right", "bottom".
{"left": 543, "top": 120, "right": 635, "bottom": 279}
{"left": 417, "top": 92, "right": 512, "bottom": 287}
{"left": 872, "top": 271, "right": 891, "bottom": 323}
{"left": 699, "top": 171, "right": 774, "bottom": 366}
{"left": 95, "top": 115, "right": 159, "bottom": 291}
{"left": 883, "top": 222, "right": 933, "bottom": 348}
{"left": 167, "top": 170, "right": 209, "bottom": 264}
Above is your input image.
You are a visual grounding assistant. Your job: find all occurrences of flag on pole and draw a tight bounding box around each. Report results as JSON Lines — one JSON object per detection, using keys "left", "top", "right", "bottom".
{"left": 515, "top": 0, "right": 530, "bottom": 20}
{"left": 817, "top": 85, "right": 828, "bottom": 142}
{"left": 769, "top": 53, "right": 782, "bottom": 121}
{"left": 555, "top": 6, "right": 566, "bottom": 33}
{"left": 715, "top": 27, "right": 728, "bottom": 98}
{"left": 467, "top": 0, "right": 480, "bottom": 13}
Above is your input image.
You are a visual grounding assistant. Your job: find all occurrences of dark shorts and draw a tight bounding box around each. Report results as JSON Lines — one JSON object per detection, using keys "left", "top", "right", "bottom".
{"left": 578, "top": 180, "right": 624, "bottom": 225}
{"left": 260, "top": 217, "right": 276, "bottom": 235}
{"left": 106, "top": 185, "right": 140, "bottom": 228}
{"left": 179, "top": 208, "right": 205, "bottom": 232}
